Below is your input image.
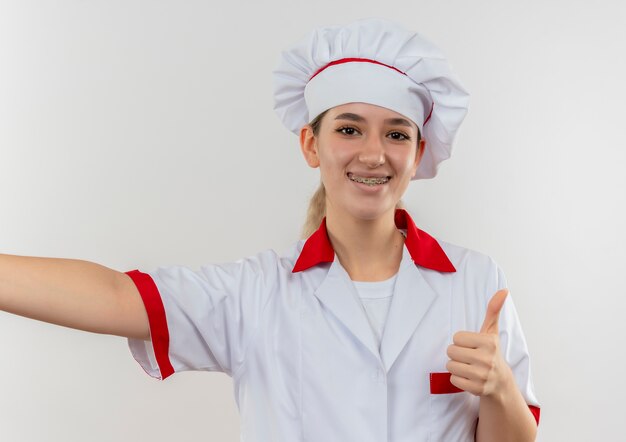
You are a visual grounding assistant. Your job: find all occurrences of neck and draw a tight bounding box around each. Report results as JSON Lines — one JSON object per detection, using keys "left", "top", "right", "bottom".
{"left": 325, "top": 206, "right": 405, "bottom": 282}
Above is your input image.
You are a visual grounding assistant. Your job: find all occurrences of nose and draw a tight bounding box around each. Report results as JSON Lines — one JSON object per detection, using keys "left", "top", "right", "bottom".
{"left": 358, "top": 135, "right": 385, "bottom": 168}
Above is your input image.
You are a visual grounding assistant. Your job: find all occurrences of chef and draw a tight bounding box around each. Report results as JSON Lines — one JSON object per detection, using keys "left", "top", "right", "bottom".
{"left": 125, "top": 18, "right": 541, "bottom": 442}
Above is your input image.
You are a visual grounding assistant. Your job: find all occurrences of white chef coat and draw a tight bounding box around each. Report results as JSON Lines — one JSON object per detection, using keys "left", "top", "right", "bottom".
{"left": 125, "top": 209, "right": 540, "bottom": 442}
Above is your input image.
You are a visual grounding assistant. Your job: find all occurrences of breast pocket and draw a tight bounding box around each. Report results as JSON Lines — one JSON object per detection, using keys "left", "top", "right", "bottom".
{"left": 428, "top": 372, "right": 478, "bottom": 442}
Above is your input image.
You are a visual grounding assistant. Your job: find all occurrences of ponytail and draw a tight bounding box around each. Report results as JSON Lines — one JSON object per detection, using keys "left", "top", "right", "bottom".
{"left": 302, "top": 182, "right": 327, "bottom": 238}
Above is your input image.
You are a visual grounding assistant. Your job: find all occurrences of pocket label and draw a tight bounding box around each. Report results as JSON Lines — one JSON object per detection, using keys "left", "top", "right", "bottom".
{"left": 430, "top": 372, "right": 464, "bottom": 394}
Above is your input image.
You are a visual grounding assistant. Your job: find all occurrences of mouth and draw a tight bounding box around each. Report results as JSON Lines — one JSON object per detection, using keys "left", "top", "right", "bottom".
{"left": 347, "top": 173, "right": 391, "bottom": 186}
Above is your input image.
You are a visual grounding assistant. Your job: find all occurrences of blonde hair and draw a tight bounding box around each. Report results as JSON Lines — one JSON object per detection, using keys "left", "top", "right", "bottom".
{"left": 300, "top": 110, "right": 412, "bottom": 238}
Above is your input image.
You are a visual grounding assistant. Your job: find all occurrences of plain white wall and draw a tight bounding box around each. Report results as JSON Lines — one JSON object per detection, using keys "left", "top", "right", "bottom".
{"left": 1, "top": 0, "right": 625, "bottom": 440}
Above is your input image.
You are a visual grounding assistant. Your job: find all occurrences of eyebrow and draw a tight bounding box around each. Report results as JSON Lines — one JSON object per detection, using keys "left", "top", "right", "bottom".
{"left": 334, "top": 112, "right": 414, "bottom": 128}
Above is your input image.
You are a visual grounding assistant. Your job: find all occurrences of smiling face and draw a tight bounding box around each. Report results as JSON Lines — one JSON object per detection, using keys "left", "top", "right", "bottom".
{"left": 300, "top": 102, "right": 426, "bottom": 223}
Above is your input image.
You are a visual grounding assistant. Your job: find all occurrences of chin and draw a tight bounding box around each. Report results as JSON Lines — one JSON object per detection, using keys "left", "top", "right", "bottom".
{"left": 343, "top": 201, "right": 396, "bottom": 222}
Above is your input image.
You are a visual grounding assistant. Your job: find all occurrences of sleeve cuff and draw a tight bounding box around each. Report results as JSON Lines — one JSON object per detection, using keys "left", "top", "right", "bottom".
{"left": 125, "top": 270, "right": 175, "bottom": 380}
{"left": 431, "top": 372, "right": 540, "bottom": 426}
{"left": 528, "top": 405, "right": 540, "bottom": 425}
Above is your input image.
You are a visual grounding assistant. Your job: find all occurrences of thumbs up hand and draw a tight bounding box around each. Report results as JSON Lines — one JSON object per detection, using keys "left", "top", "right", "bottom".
{"left": 446, "top": 289, "right": 515, "bottom": 397}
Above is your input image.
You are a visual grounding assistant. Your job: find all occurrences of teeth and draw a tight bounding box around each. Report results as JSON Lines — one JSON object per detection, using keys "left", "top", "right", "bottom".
{"left": 349, "top": 174, "right": 390, "bottom": 186}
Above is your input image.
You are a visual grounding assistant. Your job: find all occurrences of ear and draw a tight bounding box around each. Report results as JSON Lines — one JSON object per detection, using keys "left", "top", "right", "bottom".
{"left": 299, "top": 124, "right": 320, "bottom": 168}
{"left": 411, "top": 138, "right": 427, "bottom": 176}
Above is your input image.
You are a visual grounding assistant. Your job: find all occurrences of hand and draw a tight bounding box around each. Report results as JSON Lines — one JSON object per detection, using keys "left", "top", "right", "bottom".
{"left": 446, "top": 289, "right": 514, "bottom": 397}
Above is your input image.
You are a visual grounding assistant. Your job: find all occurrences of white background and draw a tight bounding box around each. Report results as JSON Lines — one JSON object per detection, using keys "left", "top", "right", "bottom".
{"left": 1, "top": 1, "right": 625, "bottom": 441}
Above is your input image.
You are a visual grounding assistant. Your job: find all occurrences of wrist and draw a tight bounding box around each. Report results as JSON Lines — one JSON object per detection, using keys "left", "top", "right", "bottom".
{"left": 483, "top": 364, "right": 516, "bottom": 405}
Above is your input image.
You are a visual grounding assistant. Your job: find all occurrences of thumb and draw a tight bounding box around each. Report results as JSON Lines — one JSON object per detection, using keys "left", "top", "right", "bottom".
{"left": 479, "top": 289, "right": 509, "bottom": 334}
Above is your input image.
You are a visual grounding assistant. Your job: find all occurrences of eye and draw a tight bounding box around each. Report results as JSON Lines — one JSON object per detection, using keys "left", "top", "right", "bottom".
{"left": 388, "top": 131, "right": 411, "bottom": 141}
{"left": 336, "top": 126, "right": 360, "bottom": 136}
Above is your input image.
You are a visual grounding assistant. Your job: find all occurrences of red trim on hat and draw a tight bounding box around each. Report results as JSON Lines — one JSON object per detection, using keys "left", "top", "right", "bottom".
{"left": 423, "top": 102, "right": 434, "bottom": 126}
{"left": 308, "top": 58, "right": 435, "bottom": 128}
{"left": 292, "top": 209, "right": 456, "bottom": 273}
{"left": 125, "top": 270, "right": 175, "bottom": 380}
{"left": 309, "top": 57, "right": 407, "bottom": 81}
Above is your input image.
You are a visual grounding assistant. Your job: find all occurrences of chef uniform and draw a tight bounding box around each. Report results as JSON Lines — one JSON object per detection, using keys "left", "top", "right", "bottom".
{"left": 125, "top": 18, "right": 540, "bottom": 442}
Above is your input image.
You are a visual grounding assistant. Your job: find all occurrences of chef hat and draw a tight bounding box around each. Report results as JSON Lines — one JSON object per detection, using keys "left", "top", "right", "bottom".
{"left": 272, "top": 18, "right": 470, "bottom": 179}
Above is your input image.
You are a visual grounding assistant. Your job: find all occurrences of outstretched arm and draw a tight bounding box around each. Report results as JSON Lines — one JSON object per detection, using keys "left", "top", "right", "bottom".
{"left": 0, "top": 254, "right": 150, "bottom": 340}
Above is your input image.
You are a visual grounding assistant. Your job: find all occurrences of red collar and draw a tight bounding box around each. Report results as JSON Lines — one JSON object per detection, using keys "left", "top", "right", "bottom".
{"left": 292, "top": 209, "right": 456, "bottom": 273}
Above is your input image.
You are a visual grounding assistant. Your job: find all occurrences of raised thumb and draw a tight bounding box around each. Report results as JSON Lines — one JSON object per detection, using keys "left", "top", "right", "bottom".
{"left": 479, "top": 289, "right": 509, "bottom": 334}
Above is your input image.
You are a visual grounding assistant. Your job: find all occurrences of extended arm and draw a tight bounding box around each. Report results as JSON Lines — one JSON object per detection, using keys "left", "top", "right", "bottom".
{"left": 0, "top": 254, "right": 150, "bottom": 340}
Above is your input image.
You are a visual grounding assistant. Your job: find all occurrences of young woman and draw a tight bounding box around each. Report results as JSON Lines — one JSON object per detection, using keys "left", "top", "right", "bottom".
{"left": 0, "top": 18, "right": 540, "bottom": 441}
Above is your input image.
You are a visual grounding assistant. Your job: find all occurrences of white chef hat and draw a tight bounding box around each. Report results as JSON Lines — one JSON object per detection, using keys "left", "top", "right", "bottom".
{"left": 272, "top": 18, "right": 470, "bottom": 179}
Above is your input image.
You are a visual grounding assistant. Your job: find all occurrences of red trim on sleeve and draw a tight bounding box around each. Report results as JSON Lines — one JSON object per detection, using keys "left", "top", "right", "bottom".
{"left": 430, "top": 372, "right": 464, "bottom": 394}
{"left": 125, "top": 270, "right": 175, "bottom": 380}
{"left": 431, "top": 372, "right": 541, "bottom": 426}
{"left": 528, "top": 405, "right": 541, "bottom": 425}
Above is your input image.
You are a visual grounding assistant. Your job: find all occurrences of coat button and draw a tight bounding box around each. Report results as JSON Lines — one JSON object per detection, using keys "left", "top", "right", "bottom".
{"left": 371, "top": 368, "right": 385, "bottom": 383}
